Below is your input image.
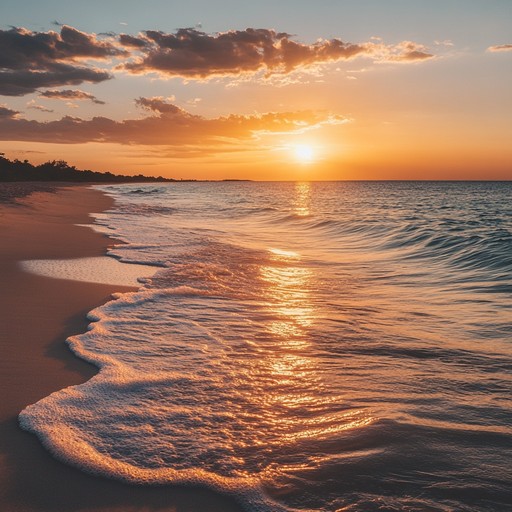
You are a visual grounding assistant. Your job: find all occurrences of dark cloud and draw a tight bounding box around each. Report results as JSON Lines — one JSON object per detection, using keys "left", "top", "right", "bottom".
{"left": 0, "top": 105, "right": 19, "bottom": 118}
{"left": 40, "top": 89, "right": 106, "bottom": 104}
{"left": 119, "top": 33, "right": 150, "bottom": 48}
{"left": 0, "top": 25, "right": 124, "bottom": 96}
{"left": 0, "top": 25, "right": 124, "bottom": 69}
{"left": 120, "top": 28, "right": 434, "bottom": 78}
{"left": 135, "top": 96, "right": 187, "bottom": 114}
{"left": 487, "top": 44, "right": 512, "bottom": 52}
{"left": 98, "top": 31, "right": 118, "bottom": 38}
{"left": 1, "top": 65, "right": 111, "bottom": 97}
{"left": 0, "top": 25, "right": 434, "bottom": 97}
{"left": 0, "top": 97, "right": 346, "bottom": 148}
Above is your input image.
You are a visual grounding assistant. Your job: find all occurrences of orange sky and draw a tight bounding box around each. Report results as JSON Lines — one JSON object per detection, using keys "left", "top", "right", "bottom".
{"left": 0, "top": 1, "right": 511, "bottom": 180}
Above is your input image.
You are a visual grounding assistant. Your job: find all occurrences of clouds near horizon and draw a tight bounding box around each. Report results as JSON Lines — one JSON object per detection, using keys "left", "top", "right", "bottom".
{"left": 0, "top": 96, "right": 346, "bottom": 150}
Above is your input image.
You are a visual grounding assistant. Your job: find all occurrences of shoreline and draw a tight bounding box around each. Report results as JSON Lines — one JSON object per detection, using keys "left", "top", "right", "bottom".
{"left": 0, "top": 184, "right": 243, "bottom": 512}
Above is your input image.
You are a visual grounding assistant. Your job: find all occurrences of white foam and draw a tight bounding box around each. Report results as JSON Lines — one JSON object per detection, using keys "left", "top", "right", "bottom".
{"left": 75, "top": 223, "right": 115, "bottom": 235}
{"left": 20, "top": 256, "right": 156, "bottom": 287}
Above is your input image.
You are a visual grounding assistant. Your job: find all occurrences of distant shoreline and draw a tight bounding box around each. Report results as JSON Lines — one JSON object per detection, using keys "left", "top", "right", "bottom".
{"left": 0, "top": 154, "right": 174, "bottom": 183}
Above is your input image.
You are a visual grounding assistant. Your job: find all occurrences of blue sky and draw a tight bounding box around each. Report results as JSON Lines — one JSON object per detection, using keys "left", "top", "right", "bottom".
{"left": 2, "top": 0, "right": 510, "bottom": 47}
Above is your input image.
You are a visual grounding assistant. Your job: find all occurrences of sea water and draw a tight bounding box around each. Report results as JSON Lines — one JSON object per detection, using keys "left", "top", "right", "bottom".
{"left": 19, "top": 181, "right": 512, "bottom": 511}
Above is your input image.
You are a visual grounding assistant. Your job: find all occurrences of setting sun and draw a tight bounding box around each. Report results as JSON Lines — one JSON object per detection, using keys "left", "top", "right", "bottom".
{"left": 294, "top": 144, "right": 315, "bottom": 164}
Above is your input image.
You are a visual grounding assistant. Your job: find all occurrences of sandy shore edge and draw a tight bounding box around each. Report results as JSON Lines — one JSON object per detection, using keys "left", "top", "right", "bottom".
{"left": 0, "top": 184, "right": 243, "bottom": 512}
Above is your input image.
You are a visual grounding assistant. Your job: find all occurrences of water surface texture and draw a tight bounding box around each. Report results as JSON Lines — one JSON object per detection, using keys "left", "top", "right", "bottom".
{"left": 20, "top": 182, "right": 512, "bottom": 511}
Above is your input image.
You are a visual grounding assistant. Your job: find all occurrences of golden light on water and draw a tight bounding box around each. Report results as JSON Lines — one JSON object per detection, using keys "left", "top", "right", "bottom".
{"left": 260, "top": 248, "right": 315, "bottom": 342}
{"left": 256, "top": 245, "right": 377, "bottom": 449}
{"left": 294, "top": 181, "right": 311, "bottom": 217}
{"left": 258, "top": 247, "right": 318, "bottom": 409}
{"left": 262, "top": 182, "right": 315, "bottom": 346}
{"left": 268, "top": 248, "right": 300, "bottom": 259}
{"left": 260, "top": 268, "right": 314, "bottom": 342}
{"left": 256, "top": 233, "right": 376, "bottom": 444}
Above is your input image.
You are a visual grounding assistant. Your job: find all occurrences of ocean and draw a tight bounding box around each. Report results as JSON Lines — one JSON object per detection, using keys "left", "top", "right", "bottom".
{"left": 20, "top": 181, "right": 512, "bottom": 511}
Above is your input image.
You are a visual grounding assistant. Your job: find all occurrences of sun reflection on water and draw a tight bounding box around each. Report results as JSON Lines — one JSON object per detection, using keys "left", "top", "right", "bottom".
{"left": 293, "top": 181, "right": 311, "bottom": 217}
{"left": 255, "top": 244, "right": 375, "bottom": 451}
{"left": 259, "top": 249, "right": 315, "bottom": 345}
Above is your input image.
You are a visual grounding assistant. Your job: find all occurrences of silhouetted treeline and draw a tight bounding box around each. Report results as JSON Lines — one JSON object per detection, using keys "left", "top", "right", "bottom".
{"left": 0, "top": 154, "right": 174, "bottom": 183}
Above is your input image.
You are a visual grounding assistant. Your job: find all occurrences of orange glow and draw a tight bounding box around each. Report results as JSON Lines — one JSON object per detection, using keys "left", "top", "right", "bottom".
{"left": 1, "top": 23, "right": 510, "bottom": 180}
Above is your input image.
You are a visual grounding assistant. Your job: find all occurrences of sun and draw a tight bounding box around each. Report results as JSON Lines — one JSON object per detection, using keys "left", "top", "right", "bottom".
{"left": 294, "top": 144, "right": 314, "bottom": 164}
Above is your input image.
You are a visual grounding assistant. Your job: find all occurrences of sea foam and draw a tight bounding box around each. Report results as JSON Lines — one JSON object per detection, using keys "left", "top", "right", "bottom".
{"left": 20, "top": 256, "right": 156, "bottom": 287}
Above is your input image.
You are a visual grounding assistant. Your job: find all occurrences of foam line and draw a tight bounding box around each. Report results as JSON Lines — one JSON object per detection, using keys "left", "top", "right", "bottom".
{"left": 20, "top": 256, "right": 157, "bottom": 287}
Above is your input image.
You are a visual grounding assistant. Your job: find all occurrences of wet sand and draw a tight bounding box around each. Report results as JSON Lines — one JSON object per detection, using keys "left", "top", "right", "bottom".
{"left": 0, "top": 184, "right": 243, "bottom": 512}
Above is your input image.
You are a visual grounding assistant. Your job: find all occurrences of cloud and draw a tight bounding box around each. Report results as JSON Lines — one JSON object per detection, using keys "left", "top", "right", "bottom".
{"left": 119, "top": 33, "right": 150, "bottom": 48}
{"left": 40, "top": 89, "right": 106, "bottom": 104}
{"left": 0, "top": 66, "right": 112, "bottom": 97}
{"left": 0, "top": 97, "right": 347, "bottom": 151}
{"left": 0, "top": 25, "right": 124, "bottom": 96}
{"left": 0, "top": 105, "right": 19, "bottom": 118}
{"left": 0, "top": 25, "right": 434, "bottom": 96}
{"left": 119, "top": 28, "right": 434, "bottom": 78}
{"left": 26, "top": 100, "right": 54, "bottom": 113}
{"left": 28, "top": 105, "right": 55, "bottom": 113}
{"left": 11, "top": 149, "right": 47, "bottom": 154}
{"left": 135, "top": 96, "right": 186, "bottom": 114}
{"left": 487, "top": 44, "right": 512, "bottom": 52}
{"left": 186, "top": 97, "right": 202, "bottom": 106}
{"left": 434, "top": 39, "right": 454, "bottom": 47}
{"left": 377, "top": 41, "right": 434, "bottom": 62}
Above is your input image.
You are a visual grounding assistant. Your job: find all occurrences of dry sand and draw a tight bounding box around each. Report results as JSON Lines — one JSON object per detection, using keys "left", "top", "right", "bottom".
{"left": 0, "top": 184, "right": 243, "bottom": 512}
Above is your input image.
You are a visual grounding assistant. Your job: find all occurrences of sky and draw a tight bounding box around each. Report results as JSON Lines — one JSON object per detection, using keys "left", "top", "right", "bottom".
{"left": 0, "top": 0, "right": 511, "bottom": 180}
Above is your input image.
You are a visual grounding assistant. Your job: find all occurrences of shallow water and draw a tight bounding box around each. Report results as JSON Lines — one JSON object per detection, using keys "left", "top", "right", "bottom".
{"left": 20, "top": 181, "right": 512, "bottom": 511}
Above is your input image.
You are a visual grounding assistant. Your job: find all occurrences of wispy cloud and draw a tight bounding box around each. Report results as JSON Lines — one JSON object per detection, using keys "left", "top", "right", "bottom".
{"left": 487, "top": 44, "right": 512, "bottom": 52}
{"left": 374, "top": 40, "right": 434, "bottom": 63}
{"left": 40, "top": 89, "right": 105, "bottom": 104}
{"left": 26, "top": 100, "right": 54, "bottom": 113}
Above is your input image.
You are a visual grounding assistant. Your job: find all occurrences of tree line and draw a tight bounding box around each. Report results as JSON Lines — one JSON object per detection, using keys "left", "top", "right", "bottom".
{"left": 0, "top": 153, "right": 174, "bottom": 183}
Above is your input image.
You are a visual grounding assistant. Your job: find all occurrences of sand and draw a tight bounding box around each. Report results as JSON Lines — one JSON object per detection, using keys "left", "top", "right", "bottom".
{"left": 0, "top": 184, "right": 243, "bottom": 512}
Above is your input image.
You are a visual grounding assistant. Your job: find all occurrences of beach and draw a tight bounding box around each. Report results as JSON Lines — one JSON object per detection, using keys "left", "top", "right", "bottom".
{"left": 0, "top": 184, "right": 243, "bottom": 512}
